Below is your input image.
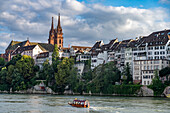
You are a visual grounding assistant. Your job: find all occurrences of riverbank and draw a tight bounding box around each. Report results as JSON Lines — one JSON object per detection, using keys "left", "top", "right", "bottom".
{"left": 1, "top": 86, "right": 169, "bottom": 97}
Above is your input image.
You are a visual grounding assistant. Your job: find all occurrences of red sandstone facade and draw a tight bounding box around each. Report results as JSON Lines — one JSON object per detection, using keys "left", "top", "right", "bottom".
{"left": 48, "top": 13, "right": 63, "bottom": 48}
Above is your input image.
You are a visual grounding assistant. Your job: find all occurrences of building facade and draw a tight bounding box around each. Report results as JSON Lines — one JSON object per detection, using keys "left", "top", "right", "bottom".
{"left": 48, "top": 13, "right": 63, "bottom": 48}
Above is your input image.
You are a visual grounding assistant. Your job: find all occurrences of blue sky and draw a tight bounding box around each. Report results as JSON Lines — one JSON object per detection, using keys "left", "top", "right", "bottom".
{"left": 0, "top": 0, "right": 170, "bottom": 53}
{"left": 78, "top": 0, "right": 170, "bottom": 9}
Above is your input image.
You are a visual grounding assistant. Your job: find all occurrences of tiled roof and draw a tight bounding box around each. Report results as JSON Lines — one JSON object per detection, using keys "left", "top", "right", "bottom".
{"left": 12, "top": 45, "right": 36, "bottom": 55}
{"left": 90, "top": 41, "right": 101, "bottom": 50}
{"left": 38, "top": 43, "right": 54, "bottom": 52}
{"left": 114, "top": 39, "right": 132, "bottom": 50}
{"left": 6, "top": 40, "right": 29, "bottom": 51}
{"left": 138, "top": 29, "right": 170, "bottom": 47}
{"left": 71, "top": 46, "right": 92, "bottom": 49}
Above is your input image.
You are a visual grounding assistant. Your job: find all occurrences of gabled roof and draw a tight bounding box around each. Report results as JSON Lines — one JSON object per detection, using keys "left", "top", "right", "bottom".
{"left": 138, "top": 29, "right": 170, "bottom": 47}
{"left": 114, "top": 39, "right": 132, "bottom": 50}
{"left": 6, "top": 40, "right": 30, "bottom": 51}
{"left": 110, "top": 42, "right": 120, "bottom": 51}
{"left": 38, "top": 43, "right": 54, "bottom": 52}
{"left": 90, "top": 41, "right": 102, "bottom": 51}
{"left": 12, "top": 45, "right": 36, "bottom": 55}
{"left": 128, "top": 40, "right": 138, "bottom": 48}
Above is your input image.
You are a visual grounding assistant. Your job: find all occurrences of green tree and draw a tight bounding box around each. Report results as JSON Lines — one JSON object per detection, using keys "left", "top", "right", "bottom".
{"left": 52, "top": 44, "right": 59, "bottom": 62}
{"left": 0, "top": 67, "right": 9, "bottom": 91}
{"left": 149, "top": 69, "right": 165, "bottom": 96}
{"left": 54, "top": 57, "right": 76, "bottom": 93}
{"left": 159, "top": 67, "right": 170, "bottom": 82}
{"left": 0, "top": 57, "right": 5, "bottom": 67}
{"left": 122, "top": 63, "right": 133, "bottom": 84}
{"left": 11, "top": 55, "right": 37, "bottom": 91}
{"left": 5, "top": 54, "right": 22, "bottom": 68}
{"left": 82, "top": 61, "right": 121, "bottom": 94}
{"left": 38, "top": 59, "right": 54, "bottom": 86}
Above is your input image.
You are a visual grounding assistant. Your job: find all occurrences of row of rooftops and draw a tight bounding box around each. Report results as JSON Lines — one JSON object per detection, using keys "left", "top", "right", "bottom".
{"left": 3, "top": 29, "right": 170, "bottom": 59}
{"left": 5, "top": 39, "right": 92, "bottom": 59}
{"left": 91, "top": 29, "right": 170, "bottom": 56}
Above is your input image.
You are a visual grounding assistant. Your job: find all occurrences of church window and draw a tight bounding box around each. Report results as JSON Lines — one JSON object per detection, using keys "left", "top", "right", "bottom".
{"left": 59, "top": 39, "right": 61, "bottom": 44}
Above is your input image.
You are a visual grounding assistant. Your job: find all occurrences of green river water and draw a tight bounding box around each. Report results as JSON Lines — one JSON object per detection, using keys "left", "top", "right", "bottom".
{"left": 0, "top": 94, "right": 169, "bottom": 113}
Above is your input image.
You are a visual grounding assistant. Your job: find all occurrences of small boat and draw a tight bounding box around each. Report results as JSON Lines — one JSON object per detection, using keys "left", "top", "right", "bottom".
{"left": 165, "top": 94, "right": 170, "bottom": 98}
{"left": 68, "top": 98, "right": 90, "bottom": 108}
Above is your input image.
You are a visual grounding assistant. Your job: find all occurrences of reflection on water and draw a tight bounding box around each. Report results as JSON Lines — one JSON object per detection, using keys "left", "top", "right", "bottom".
{"left": 0, "top": 94, "right": 169, "bottom": 113}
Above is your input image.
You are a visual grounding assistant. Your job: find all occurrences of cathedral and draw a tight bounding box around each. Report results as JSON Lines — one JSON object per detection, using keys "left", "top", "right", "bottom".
{"left": 0, "top": 13, "right": 92, "bottom": 62}
{"left": 48, "top": 13, "right": 63, "bottom": 48}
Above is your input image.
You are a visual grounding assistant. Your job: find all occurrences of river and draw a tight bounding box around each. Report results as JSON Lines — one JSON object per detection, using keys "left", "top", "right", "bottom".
{"left": 0, "top": 94, "right": 169, "bottom": 113}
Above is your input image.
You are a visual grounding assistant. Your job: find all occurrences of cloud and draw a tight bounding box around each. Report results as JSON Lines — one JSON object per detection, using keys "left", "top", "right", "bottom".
{"left": 159, "top": 0, "right": 170, "bottom": 4}
{"left": 0, "top": 0, "right": 170, "bottom": 54}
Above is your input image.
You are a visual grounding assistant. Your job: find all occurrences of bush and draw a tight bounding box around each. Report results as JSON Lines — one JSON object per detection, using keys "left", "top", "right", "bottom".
{"left": 112, "top": 85, "right": 142, "bottom": 95}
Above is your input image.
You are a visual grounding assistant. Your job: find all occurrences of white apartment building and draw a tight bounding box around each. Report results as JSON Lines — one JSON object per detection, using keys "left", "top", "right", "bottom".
{"left": 91, "top": 41, "right": 104, "bottom": 69}
{"left": 90, "top": 29, "right": 170, "bottom": 85}
{"left": 12, "top": 45, "right": 44, "bottom": 60}
{"left": 59, "top": 48, "right": 70, "bottom": 58}
{"left": 76, "top": 54, "right": 91, "bottom": 62}
{"left": 74, "top": 62, "right": 85, "bottom": 75}
{"left": 36, "top": 52, "right": 53, "bottom": 69}
{"left": 91, "top": 39, "right": 118, "bottom": 69}
{"left": 114, "top": 39, "right": 132, "bottom": 72}
{"left": 133, "top": 29, "right": 170, "bottom": 85}
{"left": 133, "top": 59, "right": 169, "bottom": 85}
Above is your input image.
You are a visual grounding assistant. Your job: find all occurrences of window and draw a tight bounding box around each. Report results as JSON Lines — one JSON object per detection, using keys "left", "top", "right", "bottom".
{"left": 148, "top": 47, "right": 153, "bottom": 50}
{"left": 148, "top": 52, "right": 152, "bottom": 55}
{"left": 144, "top": 66, "right": 147, "bottom": 70}
{"left": 155, "top": 46, "right": 159, "bottom": 50}
{"left": 154, "top": 52, "right": 159, "bottom": 55}
{"left": 168, "top": 32, "right": 170, "bottom": 35}
{"left": 160, "top": 46, "right": 165, "bottom": 49}
{"left": 161, "top": 33, "right": 164, "bottom": 35}
{"left": 59, "top": 39, "right": 62, "bottom": 44}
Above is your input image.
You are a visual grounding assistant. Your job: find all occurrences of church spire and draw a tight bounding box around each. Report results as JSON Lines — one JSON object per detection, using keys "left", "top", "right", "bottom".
{"left": 51, "top": 17, "right": 54, "bottom": 30}
{"left": 57, "top": 13, "right": 62, "bottom": 33}
{"left": 57, "top": 13, "right": 61, "bottom": 28}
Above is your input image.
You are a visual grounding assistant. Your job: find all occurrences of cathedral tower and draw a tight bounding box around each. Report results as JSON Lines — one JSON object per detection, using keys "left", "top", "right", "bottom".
{"left": 48, "top": 17, "right": 55, "bottom": 45}
{"left": 48, "top": 13, "right": 63, "bottom": 48}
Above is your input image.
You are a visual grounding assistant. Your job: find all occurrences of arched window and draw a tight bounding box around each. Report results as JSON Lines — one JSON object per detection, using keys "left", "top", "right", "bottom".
{"left": 59, "top": 39, "right": 61, "bottom": 44}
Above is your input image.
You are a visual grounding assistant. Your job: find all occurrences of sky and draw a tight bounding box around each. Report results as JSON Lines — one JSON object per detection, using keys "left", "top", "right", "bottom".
{"left": 0, "top": 0, "right": 170, "bottom": 53}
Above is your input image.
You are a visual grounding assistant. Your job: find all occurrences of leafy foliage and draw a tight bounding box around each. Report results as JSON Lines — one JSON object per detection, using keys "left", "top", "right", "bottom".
{"left": 122, "top": 63, "right": 133, "bottom": 84}
{"left": 0, "top": 55, "right": 38, "bottom": 91}
{"left": 80, "top": 61, "right": 121, "bottom": 94}
{"left": 148, "top": 70, "right": 166, "bottom": 96}
{"left": 0, "top": 57, "right": 5, "bottom": 67}
{"left": 54, "top": 57, "right": 77, "bottom": 93}
{"left": 52, "top": 44, "right": 59, "bottom": 63}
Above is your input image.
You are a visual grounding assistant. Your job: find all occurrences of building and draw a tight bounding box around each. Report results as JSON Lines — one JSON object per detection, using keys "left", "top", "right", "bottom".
{"left": 133, "top": 59, "right": 169, "bottom": 85}
{"left": 11, "top": 45, "right": 43, "bottom": 60}
{"left": 114, "top": 39, "right": 132, "bottom": 72}
{"left": 48, "top": 13, "right": 63, "bottom": 48}
{"left": 90, "top": 39, "right": 118, "bottom": 69}
{"left": 36, "top": 52, "right": 53, "bottom": 69}
{"left": 1, "top": 40, "right": 31, "bottom": 61}
{"left": 133, "top": 29, "right": 170, "bottom": 85}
